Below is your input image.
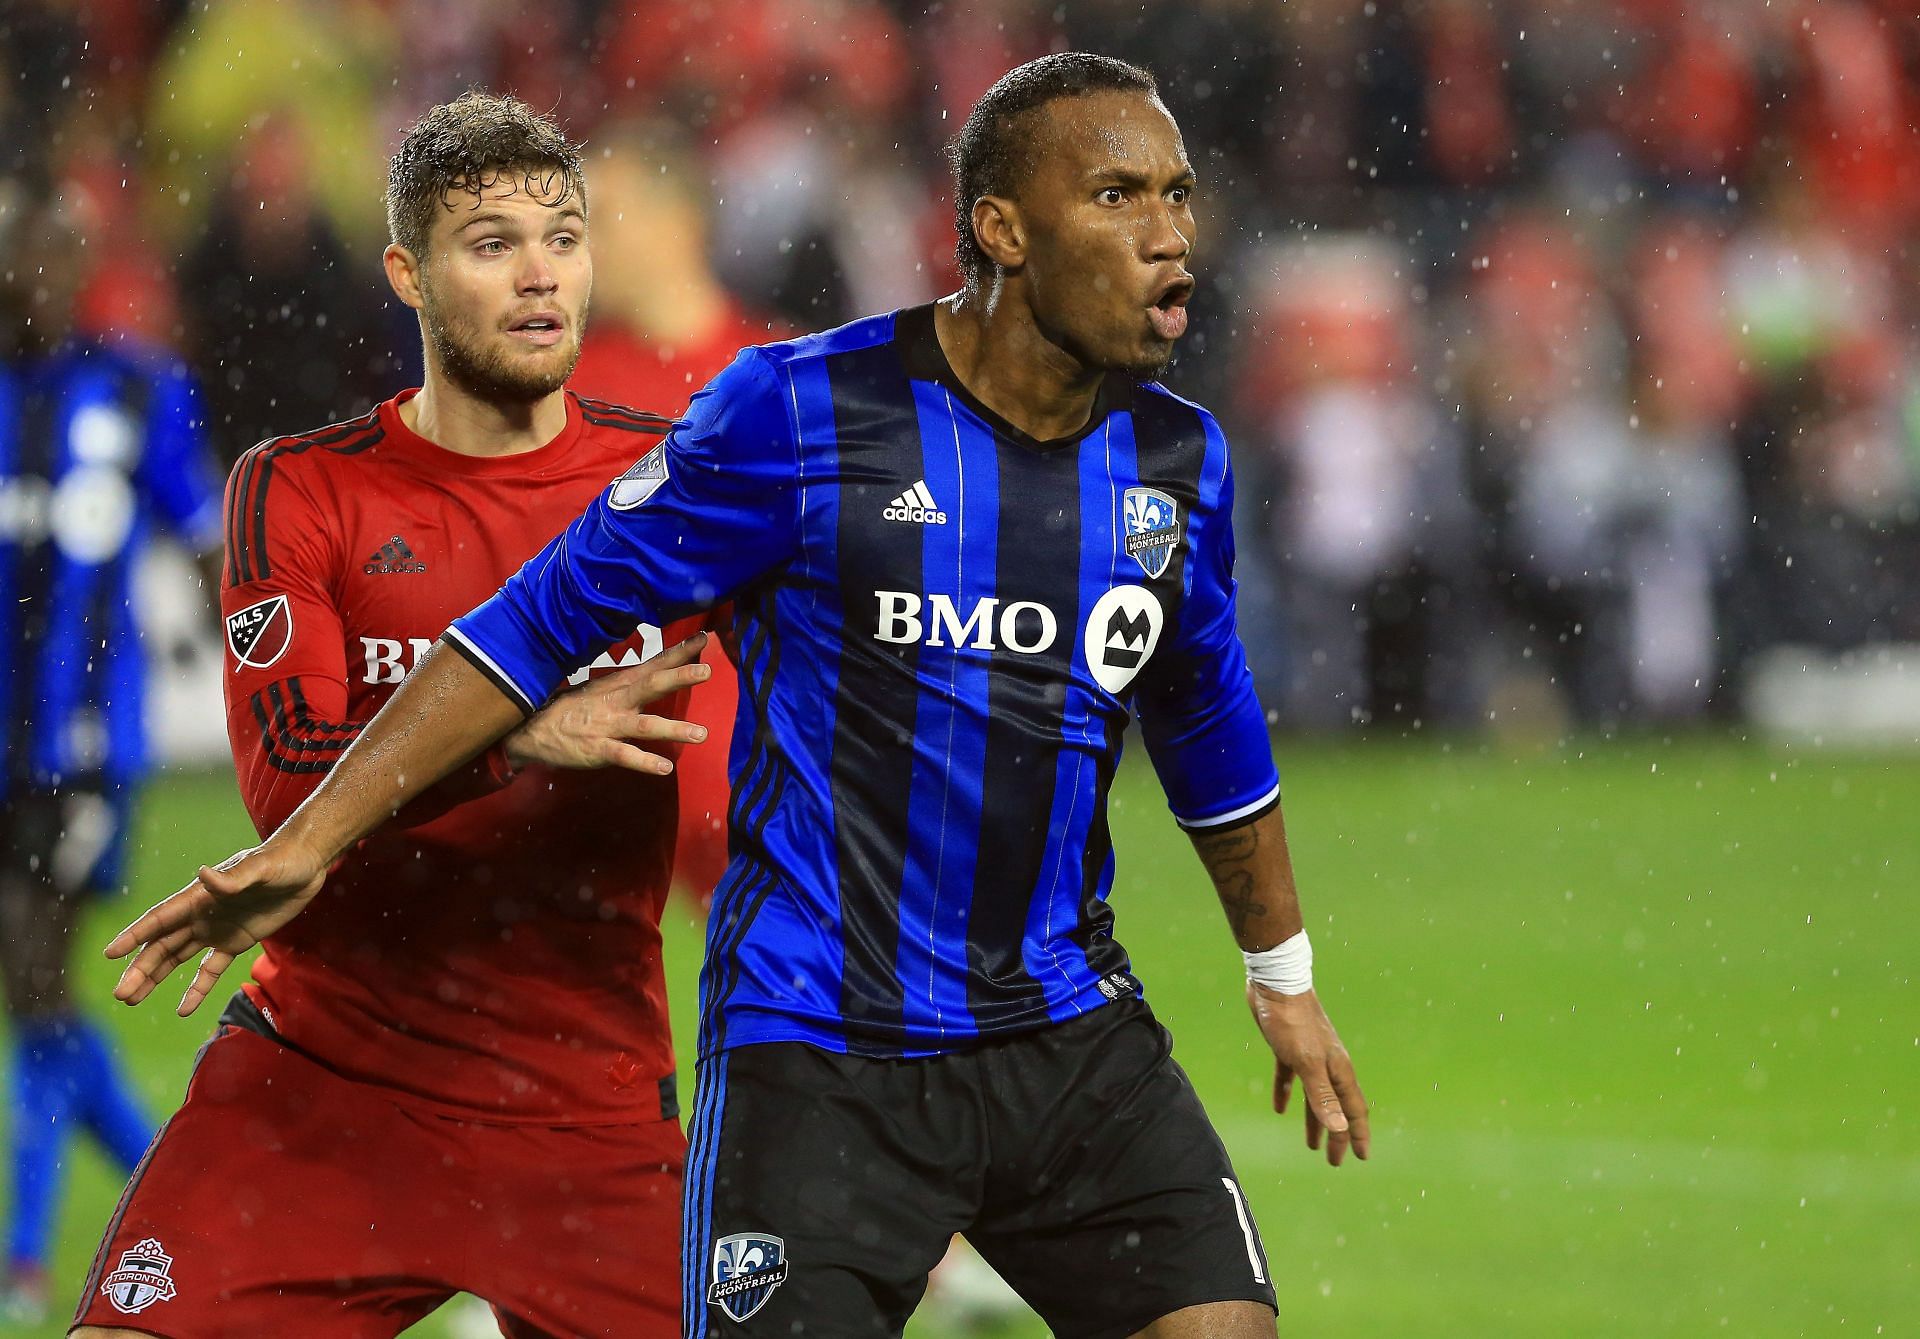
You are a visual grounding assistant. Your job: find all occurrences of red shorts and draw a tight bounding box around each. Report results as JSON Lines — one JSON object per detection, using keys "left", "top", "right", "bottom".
{"left": 73, "top": 1020, "right": 682, "bottom": 1338}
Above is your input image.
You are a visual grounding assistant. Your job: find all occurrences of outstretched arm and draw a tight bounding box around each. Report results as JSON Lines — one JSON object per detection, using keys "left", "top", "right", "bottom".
{"left": 1188, "top": 804, "right": 1370, "bottom": 1167}
{"left": 107, "top": 634, "right": 709, "bottom": 1014}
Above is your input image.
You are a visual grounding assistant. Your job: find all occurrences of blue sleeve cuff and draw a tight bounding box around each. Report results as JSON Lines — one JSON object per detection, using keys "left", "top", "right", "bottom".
{"left": 1145, "top": 669, "right": 1281, "bottom": 832}
{"left": 445, "top": 604, "right": 561, "bottom": 718}
{"left": 1175, "top": 779, "right": 1281, "bottom": 832}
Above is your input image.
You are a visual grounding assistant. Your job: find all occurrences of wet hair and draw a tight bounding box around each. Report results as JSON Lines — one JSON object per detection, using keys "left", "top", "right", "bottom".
{"left": 947, "top": 53, "right": 1158, "bottom": 294}
{"left": 385, "top": 91, "right": 585, "bottom": 257}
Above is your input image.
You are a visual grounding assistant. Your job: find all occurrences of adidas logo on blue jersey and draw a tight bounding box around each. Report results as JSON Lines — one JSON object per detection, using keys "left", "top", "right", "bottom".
{"left": 364, "top": 534, "right": 427, "bottom": 575}
{"left": 882, "top": 480, "right": 947, "bottom": 525}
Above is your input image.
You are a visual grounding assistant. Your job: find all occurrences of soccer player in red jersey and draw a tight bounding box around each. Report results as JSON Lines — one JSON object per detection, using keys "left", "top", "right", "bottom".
{"left": 71, "top": 93, "right": 707, "bottom": 1338}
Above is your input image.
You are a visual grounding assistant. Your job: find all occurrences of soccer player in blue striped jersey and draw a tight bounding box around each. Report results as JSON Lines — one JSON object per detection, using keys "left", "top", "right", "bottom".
{"left": 111, "top": 54, "right": 1371, "bottom": 1337}
{"left": 0, "top": 197, "right": 222, "bottom": 1324}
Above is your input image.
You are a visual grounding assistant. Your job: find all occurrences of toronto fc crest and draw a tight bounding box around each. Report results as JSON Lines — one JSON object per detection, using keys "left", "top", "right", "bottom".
{"left": 100, "top": 1238, "right": 179, "bottom": 1315}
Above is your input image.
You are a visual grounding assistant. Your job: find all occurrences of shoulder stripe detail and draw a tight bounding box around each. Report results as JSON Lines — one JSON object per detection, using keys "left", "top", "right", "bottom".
{"left": 1175, "top": 781, "right": 1282, "bottom": 832}
{"left": 573, "top": 394, "right": 673, "bottom": 428}
{"left": 223, "top": 450, "right": 256, "bottom": 587}
{"left": 230, "top": 418, "right": 385, "bottom": 583}
{"left": 442, "top": 626, "right": 539, "bottom": 716}
{"left": 579, "top": 408, "right": 671, "bottom": 434}
{"left": 283, "top": 407, "right": 383, "bottom": 449}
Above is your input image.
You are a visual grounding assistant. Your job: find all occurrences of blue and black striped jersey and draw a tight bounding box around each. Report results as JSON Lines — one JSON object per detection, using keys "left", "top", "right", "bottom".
{"left": 450, "top": 304, "right": 1279, "bottom": 1057}
{"left": 0, "top": 341, "right": 221, "bottom": 795}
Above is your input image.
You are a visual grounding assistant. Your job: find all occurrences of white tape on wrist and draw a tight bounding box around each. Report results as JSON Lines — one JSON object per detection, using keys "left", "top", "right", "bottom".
{"left": 1243, "top": 930, "right": 1312, "bottom": 995}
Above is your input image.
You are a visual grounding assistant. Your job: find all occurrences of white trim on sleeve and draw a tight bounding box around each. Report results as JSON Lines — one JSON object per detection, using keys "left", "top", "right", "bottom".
{"left": 1177, "top": 781, "right": 1281, "bottom": 831}
{"left": 442, "top": 624, "right": 539, "bottom": 716}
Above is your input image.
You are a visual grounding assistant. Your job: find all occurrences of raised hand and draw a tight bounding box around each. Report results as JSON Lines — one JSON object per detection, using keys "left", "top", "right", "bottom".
{"left": 502, "top": 631, "right": 713, "bottom": 773}
{"left": 1247, "top": 982, "right": 1370, "bottom": 1167}
{"left": 106, "top": 839, "right": 328, "bottom": 1016}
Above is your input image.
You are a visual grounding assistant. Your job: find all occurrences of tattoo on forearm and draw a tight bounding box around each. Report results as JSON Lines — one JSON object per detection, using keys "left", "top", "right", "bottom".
{"left": 1192, "top": 823, "right": 1266, "bottom": 939}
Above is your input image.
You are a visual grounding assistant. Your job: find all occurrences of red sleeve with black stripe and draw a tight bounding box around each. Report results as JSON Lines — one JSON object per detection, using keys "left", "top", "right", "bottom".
{"left": 220, "top": 425, "right": 510, "bottom": 838}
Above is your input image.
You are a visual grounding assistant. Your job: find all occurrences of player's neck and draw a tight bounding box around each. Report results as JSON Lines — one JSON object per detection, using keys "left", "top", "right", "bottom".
{"left": 401, "top": 379, "right": 568, "bottom": 458}
{"left": 933, "top": 291, "right": 1105, "bottom": 443}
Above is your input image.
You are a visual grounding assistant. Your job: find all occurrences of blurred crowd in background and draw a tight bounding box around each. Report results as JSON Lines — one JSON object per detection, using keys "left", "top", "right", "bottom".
{"left": 3, "top": 0, "right": 1917, "bottom": 735}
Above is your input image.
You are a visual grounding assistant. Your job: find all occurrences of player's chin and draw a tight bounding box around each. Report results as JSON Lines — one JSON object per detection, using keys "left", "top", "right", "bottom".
{"left": 503, "top": 339, "right": 581, "bottom": 390}
{"left": 1113, "top": 337, "right": 1176, "bottom": 380}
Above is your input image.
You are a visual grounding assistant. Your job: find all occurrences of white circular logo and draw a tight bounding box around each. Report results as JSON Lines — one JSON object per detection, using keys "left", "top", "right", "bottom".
{"left": 50, "top": 465, "right": 137, "bottom": 564}
{"left": 1084, "top": 585, "right": 1163, "bottom": 695}
{"left": 70, "top": 403, "right": 139, "bottom": 467}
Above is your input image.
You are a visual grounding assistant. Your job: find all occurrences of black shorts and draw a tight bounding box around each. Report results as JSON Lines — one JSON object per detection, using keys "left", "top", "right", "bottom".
{"left": 684, "top": 999, "right": 1275, "bottom": 1338}
{"left": 0, "top": 782, "right": 133, "bottom": 898}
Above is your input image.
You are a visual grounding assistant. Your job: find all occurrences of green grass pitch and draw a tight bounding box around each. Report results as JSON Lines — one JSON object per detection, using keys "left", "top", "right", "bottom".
{"left": 6, "top": 737, "right": 1915, "bottom": 1336}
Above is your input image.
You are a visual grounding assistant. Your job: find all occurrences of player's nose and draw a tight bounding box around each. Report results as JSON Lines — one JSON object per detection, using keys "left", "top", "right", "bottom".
{"left": 1142, "top": 204, "right": 1190, "bottom": 265}
{"left": 1144, "top": 214, "right": 1190, "bottom": 263}
{"left": 516, "top": 253, "right": 559, "bottom": 295}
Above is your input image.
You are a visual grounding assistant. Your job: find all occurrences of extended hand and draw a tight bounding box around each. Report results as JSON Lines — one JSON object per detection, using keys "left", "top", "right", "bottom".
{"left": 503, "top": 632, "right": 712, "bottom": 773}
{"left": 1247, "top": 983, "right": 1370, "bottom": 1166}
{"left": 105, "top": 840, "right": 328, "bottom": 1016}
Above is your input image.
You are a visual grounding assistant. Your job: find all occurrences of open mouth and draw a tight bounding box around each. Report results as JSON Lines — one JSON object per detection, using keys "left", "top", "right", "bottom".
{"left": 506, "top": 312, "right": 567, "bottom": 347}
{"left": 1146, "top": 278, "right": 1193, "bottom": 341}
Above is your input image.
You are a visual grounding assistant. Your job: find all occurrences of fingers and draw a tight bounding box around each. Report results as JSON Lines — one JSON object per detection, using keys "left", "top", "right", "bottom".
{"left": 611, "top": 633, "right": 713, "bottom": 702}
{"left": 600, "top": 739, "right": 677, "bottom": 776}
{"left": 113, "top": 923, "right": 206, "bottom": 1005}
{"left": 1299, "top": 1061, "right": 1352, "bottom": 1166}
{"left": 177, "top": 948, "right": 236, "bottom": 1017}
{"left": 625, "top": 713, "right": 708, "bottom": 746}
{"left": 1274, "top": 1062, "right": 1294, "bottom": 1115}
{"left": 105, "top": 879, "right": 212, "bottom": 960}
{"left": 199, "top": 858, "right": 251, "bottom": 891}
{"left": 1330, "top": 1052, "right": 1370, "bottom": 1162}
{"left": 649, "top": 630, "right": 709, "bottom": 668}
{"left": 590, "top": 659, "right": 711, "bottom": 713}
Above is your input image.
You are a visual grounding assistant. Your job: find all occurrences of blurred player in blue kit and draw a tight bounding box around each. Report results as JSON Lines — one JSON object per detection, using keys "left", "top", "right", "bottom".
{"left": 113, "top": 54, "right": 1372, "bottom": 1336}
{"left": 0, "top": 192, "right": 223, "bottom": 1323}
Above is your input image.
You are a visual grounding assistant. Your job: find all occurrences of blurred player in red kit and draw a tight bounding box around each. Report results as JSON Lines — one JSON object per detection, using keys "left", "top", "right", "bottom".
{"left": 568, "top": 120, "right": 784, "bottom": 905}
{"left": 71, "top": 93, "right": 708, "bottom": 1338}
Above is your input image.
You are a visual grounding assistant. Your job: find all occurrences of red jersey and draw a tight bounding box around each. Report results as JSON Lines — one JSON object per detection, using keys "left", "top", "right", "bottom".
{"left": 219, "top": 389, "right": 699, "bottom": 1124}
{"left": 571, "top": 303, "right": 784, "bottom": 899}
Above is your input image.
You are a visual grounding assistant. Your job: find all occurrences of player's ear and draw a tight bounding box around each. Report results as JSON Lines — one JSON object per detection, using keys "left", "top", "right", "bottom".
{"left": 383, "top": 243, "right": 425, "bottom": 311}
{"left": 972, "top": 195, "right": 1026, "bottom": 274}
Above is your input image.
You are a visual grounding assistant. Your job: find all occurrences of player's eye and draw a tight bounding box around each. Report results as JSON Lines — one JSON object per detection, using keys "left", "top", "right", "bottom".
{"left": 1168, "top": 186, "right": 1191, "bottom": 206}
{"left": 1098, "top": 187, "right": 1126, "bottom": 206}
{"left": 476, "top": 239, "right": 508, "bottom": 255}
{"left": 552, "top": 233, "right": 579, "bottom": 250}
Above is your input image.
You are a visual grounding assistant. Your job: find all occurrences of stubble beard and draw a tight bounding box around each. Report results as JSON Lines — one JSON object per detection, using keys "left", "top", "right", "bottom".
{"left": 1117, "top": 341, "right": 1175, "bottom": 380}
{"left": 421, "top": 285, "right": 588, "bottom": 404}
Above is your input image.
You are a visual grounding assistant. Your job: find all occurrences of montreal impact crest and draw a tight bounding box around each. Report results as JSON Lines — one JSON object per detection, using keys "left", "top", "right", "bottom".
{"left": 708, "top": 1232, "right": 790, "bottom": 1322}
{"left": 1123, "top": 486, "right": 1180, "bottom": 579}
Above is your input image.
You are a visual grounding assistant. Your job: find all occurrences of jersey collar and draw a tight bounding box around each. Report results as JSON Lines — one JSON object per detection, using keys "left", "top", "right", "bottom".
{"left": 893, "top": 302, "right": 1132, "bottom": 454}
{"left": 378, "top": 388, "right": 585, "bottom": 476}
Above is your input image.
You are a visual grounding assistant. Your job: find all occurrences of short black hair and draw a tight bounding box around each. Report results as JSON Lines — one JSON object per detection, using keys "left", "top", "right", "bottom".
{"left": 947, "top": 53, "right": 1158, "bottom": 294}
{"left": 385, "top": 91, "right": 585, "bottom": 257}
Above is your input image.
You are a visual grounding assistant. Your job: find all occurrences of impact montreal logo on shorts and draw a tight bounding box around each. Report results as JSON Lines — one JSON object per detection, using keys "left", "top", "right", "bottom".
{"left": 708, "top": 1232, "right": 790, "bottom": 1322}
